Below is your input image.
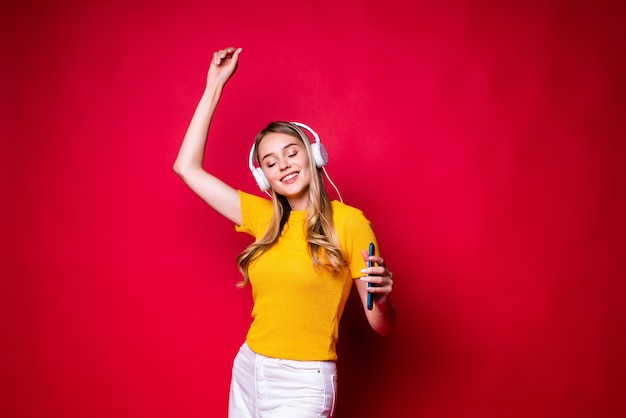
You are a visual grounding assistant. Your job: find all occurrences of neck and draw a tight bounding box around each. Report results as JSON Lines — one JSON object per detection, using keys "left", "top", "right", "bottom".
{"left": 288, "top": 195, "right": 308, "bottom": 211}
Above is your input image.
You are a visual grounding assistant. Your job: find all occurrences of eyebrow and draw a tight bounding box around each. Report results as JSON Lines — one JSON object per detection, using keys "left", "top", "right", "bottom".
{"left": 260, "top": 142, "right": 301, "bottom": 162}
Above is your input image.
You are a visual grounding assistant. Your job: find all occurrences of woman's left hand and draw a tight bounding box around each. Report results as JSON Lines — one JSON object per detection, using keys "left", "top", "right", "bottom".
{"left": 360, "top": 250, "right": 394, "bottom": 306}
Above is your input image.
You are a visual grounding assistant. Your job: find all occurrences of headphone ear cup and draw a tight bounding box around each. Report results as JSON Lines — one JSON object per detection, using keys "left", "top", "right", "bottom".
{"left": 311, "top": 142, "right": 329, "bottom": 168}
{"left": 251, "top": 167, "right": 271, "bottom": 191}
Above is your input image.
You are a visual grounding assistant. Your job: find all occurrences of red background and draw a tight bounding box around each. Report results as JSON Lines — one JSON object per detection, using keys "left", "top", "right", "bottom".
{"left": 2, "top": 1, "right": 625, "bottom": 417}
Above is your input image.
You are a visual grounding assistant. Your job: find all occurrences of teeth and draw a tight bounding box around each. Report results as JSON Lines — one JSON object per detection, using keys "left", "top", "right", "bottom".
{"left": 282, "top": 173, "right": 298, "bottom": 181}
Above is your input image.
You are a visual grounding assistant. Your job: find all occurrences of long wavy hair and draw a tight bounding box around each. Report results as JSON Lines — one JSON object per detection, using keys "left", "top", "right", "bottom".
{"left": 236, "top": 121, "right": 346, "bottom": 287}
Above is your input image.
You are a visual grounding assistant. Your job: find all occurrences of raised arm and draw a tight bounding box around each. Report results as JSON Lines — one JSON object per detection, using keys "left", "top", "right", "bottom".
{"left": 173, "top": 47, "right": 243, "bottom": 226}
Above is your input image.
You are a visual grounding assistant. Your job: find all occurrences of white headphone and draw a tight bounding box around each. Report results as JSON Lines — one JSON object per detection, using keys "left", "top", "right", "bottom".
{"left": 248, "top": 122, "right": 329, "bottom": 191}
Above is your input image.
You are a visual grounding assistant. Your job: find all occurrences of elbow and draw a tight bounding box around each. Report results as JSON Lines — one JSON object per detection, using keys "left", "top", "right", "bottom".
{"left": 173, "top": 160, "right": 187, "bottom": 179}
{"left": 173, "top": 160, "right": 204, "bottom": 184}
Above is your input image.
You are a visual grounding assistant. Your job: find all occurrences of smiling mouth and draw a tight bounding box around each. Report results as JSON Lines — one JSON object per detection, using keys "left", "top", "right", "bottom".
{"left": 281, "top": 172, "right": 299, "bottom": 182}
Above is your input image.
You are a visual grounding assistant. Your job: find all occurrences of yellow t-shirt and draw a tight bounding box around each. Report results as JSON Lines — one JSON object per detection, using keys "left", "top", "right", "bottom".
{"left": 235, "top": 191, "right": 378, "bottom": 361}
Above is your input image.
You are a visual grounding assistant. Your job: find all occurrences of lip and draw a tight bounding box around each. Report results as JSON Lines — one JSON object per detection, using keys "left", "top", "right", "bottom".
{"left": 280, "top": 171, "right": 299, "bottom": 183}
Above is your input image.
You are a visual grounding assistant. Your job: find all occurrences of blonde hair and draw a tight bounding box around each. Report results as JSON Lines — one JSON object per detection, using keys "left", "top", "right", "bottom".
{"left": 236, "top": 122, "right": 346, "bottom": 287}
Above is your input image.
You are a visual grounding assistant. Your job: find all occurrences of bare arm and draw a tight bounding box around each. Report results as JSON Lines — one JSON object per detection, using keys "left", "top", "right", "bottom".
{"left": 355, "top": 251, "right": 396, "bottom": 335}
{"left": 173, "top": 47, "right": 243, "bottom": 226}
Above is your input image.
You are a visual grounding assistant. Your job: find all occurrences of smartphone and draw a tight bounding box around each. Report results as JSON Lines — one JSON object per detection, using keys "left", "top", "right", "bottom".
{"left": 367, "top": 242, "right": 375, "bottom": 310}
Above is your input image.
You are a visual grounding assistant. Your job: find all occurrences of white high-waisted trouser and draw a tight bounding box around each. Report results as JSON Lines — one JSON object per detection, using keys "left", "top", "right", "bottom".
{"left": 228, "top": 342, "right": 337, "bottom": 418}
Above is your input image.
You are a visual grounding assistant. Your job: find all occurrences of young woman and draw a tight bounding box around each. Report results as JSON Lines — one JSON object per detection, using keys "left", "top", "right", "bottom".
{"left": 174, "top": 46, "right": 396, "bottom": 418}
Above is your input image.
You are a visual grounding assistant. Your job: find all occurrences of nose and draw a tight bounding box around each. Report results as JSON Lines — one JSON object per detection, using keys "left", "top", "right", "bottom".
{"left": 278, "top": 157, "right": 291, "bottom": 170}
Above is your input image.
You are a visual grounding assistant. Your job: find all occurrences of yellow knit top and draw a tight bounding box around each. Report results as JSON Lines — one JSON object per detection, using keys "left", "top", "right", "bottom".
{"left": 235, "top": 191, "right": 378, "bottom": 361}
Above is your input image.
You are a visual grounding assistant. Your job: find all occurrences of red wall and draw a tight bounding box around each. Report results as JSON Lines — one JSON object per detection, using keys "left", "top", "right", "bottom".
{"left": 2, "top": 1, "right": 625, "bottom": 417}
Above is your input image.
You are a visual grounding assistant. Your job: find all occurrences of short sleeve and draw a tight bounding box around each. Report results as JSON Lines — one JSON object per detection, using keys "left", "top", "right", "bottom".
{"left": 235, "top": 190, "right": 273, "bottom": 238}
{"left": 334, "top": 203, "right": 378, "bottom": 279}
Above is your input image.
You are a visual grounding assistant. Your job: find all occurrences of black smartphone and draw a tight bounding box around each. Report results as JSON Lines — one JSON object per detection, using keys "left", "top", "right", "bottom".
{"left": 367, "top": 242, "right": 375, "bottom": 310}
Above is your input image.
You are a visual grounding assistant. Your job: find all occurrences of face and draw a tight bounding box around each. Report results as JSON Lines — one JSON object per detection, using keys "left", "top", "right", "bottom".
{"left": 257, "top": 132, "right": 311, "bottom": 208}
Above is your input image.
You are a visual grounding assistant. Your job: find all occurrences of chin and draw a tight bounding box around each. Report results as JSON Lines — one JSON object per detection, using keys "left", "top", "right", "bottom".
{"left": 275, "top": 185, "right": 308, "bottom": 198}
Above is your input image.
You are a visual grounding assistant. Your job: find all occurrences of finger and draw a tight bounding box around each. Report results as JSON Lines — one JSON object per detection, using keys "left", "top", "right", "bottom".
{"left": 365, "top": 255, "right": 385, "bottom": 267}
{"left": 230, "top": 47, "right": 243, "bottom": 63}
{"left": 221, "top": 47, "right": 241, "bottom": 61}
{"left": 215, "top": 48, "right": 231, "bottom": 64}
{"left": 367, "top": 283, "right": 392, "bottom": 294}
{"left": 224, "top": 46, "right": 240, "bottom": 57}
{"left": 359, "top": 273, "right": 389, "bottom": 285}
{"left": 216, "top": 47, "right": 242, "bottom": 66}
{"left": 232, "top": 48, "right": 243, "bottom": 63}
{"left": 374, "top": 266, "right": 389, "bottom": 276}
{"left": 361, "top": 249, "right": 369, "bottom": 263}
{"left": 215, "top": 50, "right": 223, "bottom": 65}
{"left": 359, "top": 265, "right": 386, "bottom": 277}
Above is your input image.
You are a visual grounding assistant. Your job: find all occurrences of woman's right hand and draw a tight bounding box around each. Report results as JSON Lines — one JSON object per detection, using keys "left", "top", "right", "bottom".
{"left": 207, "top": 47, "right": 242, "bottom": 87}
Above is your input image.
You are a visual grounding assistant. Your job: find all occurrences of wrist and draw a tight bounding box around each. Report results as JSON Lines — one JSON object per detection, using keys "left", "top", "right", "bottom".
{"left": 375, "top": 297, "right": 393, "bottom": 312}
{"left": 203, "top": 80, "right": 224, "bottom": 97}
{"left": 199, "top": 82, "right": 224, "bottom": 110}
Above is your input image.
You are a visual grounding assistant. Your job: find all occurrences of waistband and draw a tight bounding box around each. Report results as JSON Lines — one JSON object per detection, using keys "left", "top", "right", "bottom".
{"left": 240, "top": 342, "right": 337, "bottom": 374}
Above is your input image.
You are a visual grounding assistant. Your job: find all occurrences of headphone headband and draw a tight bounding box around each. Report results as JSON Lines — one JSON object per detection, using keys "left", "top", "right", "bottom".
{"left": 291, "top": 121, "right": 321, "bottom": 144}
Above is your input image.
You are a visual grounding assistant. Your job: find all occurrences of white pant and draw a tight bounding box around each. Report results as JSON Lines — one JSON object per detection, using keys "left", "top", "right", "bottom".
{"left": 228, "top": 343, "right": 338, "bottom": 417}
